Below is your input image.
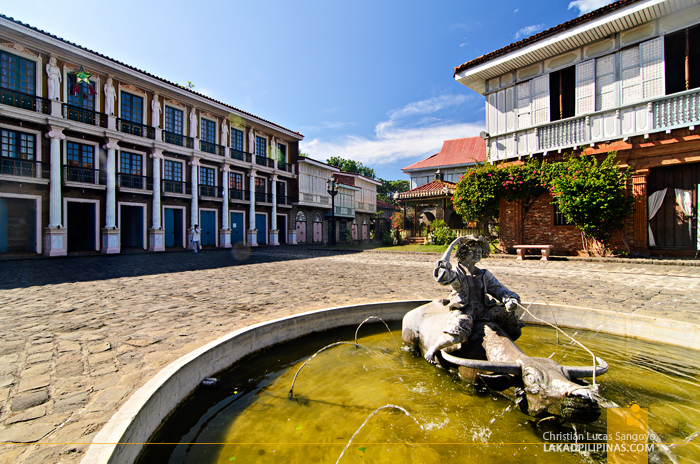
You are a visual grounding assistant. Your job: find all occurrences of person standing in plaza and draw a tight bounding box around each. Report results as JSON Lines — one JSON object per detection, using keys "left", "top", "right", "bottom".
{"left": 191, "top": 224, "right": 201, "bottom": 253}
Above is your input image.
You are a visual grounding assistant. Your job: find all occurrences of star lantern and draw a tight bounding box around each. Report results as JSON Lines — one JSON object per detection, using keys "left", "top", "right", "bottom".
{"left": 69, "top": 66, "right": 97, "bottom": 96}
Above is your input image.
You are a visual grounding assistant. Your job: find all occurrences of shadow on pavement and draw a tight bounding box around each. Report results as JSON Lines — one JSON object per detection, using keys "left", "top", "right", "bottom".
{"left": 0, "top": 246, "right": 360, "bottom": 290}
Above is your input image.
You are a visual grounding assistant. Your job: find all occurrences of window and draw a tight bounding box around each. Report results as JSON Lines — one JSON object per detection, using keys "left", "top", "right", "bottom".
{"left": 595, "top": 54, "right": 615, "bottom": 111}
{"left": 255, "top": 177, "right": 266, "bottom": 202}
{"left": 665, "top": 25, "right": 700, "bottom": 94}
{"left": 0, "top": 51, "right": 35, "bottom": 95}
{"left": 230, "top": 128, "right": 243, "bottom": 150}
{"left": 411, "top": 176, "right": 430, "bottom": 189}
{"left": 620, "top": 37, "right": 664, "bottom": 105}
{"left": 296, "top": 211, "right": 306, "bottom": 221}
{"left": 67, "top": 73, "right": 95, "bottom": 110}
{"left": 200, "top": 166, "right": 215, "bottom": 186}
{"left": 163, "top": 160, "right": 182, "bottom": 181}
{"left": 229, "top": 172, "right": 243, "bottom": 190}
{"left": 549, "top": 66, "right": 576, "bottom": 121}
{"left": 553, "top": 202, "right": 571, "bottom": 226}
{"left": 277, "top": 143, "right": 287, "bottom": 165}
{"left": 1, "top": 129, "right": 35, "bottom": 159}
{"left": 120, "top": 152, "right": 143, "bottom": 188}
{"left": 163, "top": 159, "right": 183, "bottom": 193}
{"left": 201, "top": 119, "right": 216, "bottom": 144}
{"left": 67, "top": 142, "right": 94, "bottom": 168}
{"left": 255, "top": 136, "right": 267, "bottom": 157}
{"left": 164, "top": 107, "right": 183, "bottom": 134}
{"left": 277, "top": 182, "right": 286, "bottom": 202}
{"left": 314, "top": 213, "right": 322, "bottom": 222}
{"left": 120, "top": 92, "right": 143, "bottom": 123}
{"left": 66, "top": 142, "right": 95, "bottom": 183}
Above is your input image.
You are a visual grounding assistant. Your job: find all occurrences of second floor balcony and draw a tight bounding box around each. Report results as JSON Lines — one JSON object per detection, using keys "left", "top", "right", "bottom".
{"left": 63, "top": 104, "right": 108, "bottom": 128}
{"left": 230, "top": 148, "right": 252, "bottom": 163}
{"left": 0, "top": 88, "right": 50, "bottom": 115}
{"left": 0, "top": 156, "right": 50, "bottom": 181}
{"left": 200, "top": 140, "right": 225, "bottom": 156}
{"left": 117, "top": 173, "right": 153, "bottom": 192}
{"left": 199, "top": 184, "right": 223, "bottom": 199}
{"left": 162, "top": 130, "right": 194, "bottom": 149}
{"left": 255, "top": 155, "right": 274, "bottom": 168}
{"left": 162, "top": 179, "right": 191, "bottom": 196}
{"left": 63, "top": 165, "right": 106, "bottom": 187}
{"left": 117, "top": 118, "right": 155, "bottom": 140}
{"left": 255, "top": 191, "right": 272, "bottom": 203}
{"left": 277, "top": 161, "right": 293, "bottom": 173}
{"left": 488, "top": 88, "right": 700, "bottom": 162}
{"left": 229, "top": 188, "right": 249, "bottom": 202}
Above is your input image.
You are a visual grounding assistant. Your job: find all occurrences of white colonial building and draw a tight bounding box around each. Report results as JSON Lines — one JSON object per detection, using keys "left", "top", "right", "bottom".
{"left": 0, "top": 14, "right": 302, "bottom": 256}
{"left": 453, "top": 0, "right": 700, "bottom": 255}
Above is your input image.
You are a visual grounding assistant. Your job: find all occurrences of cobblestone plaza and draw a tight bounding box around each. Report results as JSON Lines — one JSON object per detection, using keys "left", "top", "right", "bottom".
{"left": 1, "top": 248, "right": 700, "bottom": 463}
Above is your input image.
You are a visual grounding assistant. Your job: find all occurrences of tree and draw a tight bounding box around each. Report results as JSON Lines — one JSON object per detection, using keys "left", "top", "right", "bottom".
{"left": 377, "top": 178, "right": 409, "bottom": 205}
{"left": 326, "top": 157, "right": 377, "bottom": 179}
{"left": 452, "top": 162, "right": 505, "bottom": 238}
{"left": 549, "top": 153, "right": 634, "bottom": 256}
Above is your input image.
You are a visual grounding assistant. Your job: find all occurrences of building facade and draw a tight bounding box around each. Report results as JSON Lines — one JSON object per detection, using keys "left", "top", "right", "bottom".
{"left": 330, "top": 172, "right": 380, "bottom": 243}
{"left": 0, "top": 15, "right": 302, "bottom": 256}
{"left": 291, "top": 157, "right": 339, "bottom": 244}
{"left": 399, "top": 137, "right": 486, "bottom": 233}
{"left": 454, "top": 0, "right": 700, "bottom": 256}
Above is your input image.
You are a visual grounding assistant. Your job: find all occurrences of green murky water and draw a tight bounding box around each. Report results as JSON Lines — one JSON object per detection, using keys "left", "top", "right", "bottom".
{"left": 138, "top": 323, "right": 700, "bottom": 463}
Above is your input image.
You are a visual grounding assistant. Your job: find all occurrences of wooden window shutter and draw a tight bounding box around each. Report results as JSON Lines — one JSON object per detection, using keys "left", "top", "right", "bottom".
{"left": 516, "top": 80, "right": 532, "bottom": 129}
{"left": 532, "top": 75, "right": 550, "bottom": 125}
{"left": 576, "top": 59, "right": 595, "bottom": 114}
{"left": 487, "top": 93, "right": 497, "bottom": 135}
{"left": 621, "top": 46, "right": 642, "bottom": 104}
{"left": 640, "top": 37, "right": 664, "bottom": 99}
{"left": 595, "top": 54, "right": 616, "bottom": 110}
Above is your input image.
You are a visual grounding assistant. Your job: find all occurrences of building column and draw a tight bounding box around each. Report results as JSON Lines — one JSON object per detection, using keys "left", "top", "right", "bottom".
{"left": 188, "top": 158, "right": 200, "bottom": 249}
{"left": 219, "top": 165, "right": 231, "bottom": 248}
{"left": 44, "top": 127, "right": 66, "bottom": 256}
{"left": 270, "top": 174, "right": 279, "bottom": 246}
{"left": 149, "top": 149, "right": 165, "bottom": 251}
{"left": 101, "top": 138, "right": 120, "bottom": 254}
{"left": 247, "top": 169, "right": 258, "bottom": 246}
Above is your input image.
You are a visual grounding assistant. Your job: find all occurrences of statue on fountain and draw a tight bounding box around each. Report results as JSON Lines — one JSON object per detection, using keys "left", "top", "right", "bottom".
{"left": 423, "top": 235, "right": 523, "bottom": 364}
{"left": 403, "top": 235, "right": 607, "bottom": 424}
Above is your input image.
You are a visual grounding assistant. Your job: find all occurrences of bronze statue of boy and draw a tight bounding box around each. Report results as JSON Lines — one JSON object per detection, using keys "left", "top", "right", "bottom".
{"left": 424, "top": 235, "right": 524, "bottom": 364}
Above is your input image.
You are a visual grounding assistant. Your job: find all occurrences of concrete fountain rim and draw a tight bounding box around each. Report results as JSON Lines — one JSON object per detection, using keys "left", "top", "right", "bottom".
{"left": 80, "top": 299, "right": 700, "bottom": 464}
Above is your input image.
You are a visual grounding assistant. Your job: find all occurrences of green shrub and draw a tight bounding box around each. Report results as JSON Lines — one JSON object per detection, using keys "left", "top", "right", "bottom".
{"left": 382, "top": 230, "right": 394, "bottom": 246}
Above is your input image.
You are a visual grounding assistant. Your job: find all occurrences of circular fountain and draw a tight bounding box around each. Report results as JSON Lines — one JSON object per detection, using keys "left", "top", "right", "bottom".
{"left": 81, "top": 300, "right": 700, "bottom": 464}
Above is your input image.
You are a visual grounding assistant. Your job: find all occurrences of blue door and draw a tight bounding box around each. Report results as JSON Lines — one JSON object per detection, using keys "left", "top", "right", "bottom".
{"left": 230, "top": 212, "right": 244, "bottom": 245}
{"left": 200, "top": 210, "right": 216, "bottom": 246}
{"left": 164, "top": 208, "right": 183, "bottom": 247}
{"left": 256, "top": 213, "right": 267, "bottom": 245}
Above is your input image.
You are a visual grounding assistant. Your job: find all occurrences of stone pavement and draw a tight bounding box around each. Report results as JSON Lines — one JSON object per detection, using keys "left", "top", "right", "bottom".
{"left": 0, "top": 247, "right": 699, "bottom": 464}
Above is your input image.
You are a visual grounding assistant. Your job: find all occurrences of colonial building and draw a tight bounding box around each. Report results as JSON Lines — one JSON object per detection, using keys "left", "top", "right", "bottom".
{"left": 0, "top": 15, "right": 302, "bottom": 256}
{"left": 330, "top": 172, "right": 380, "bottom": 243}
{"left": 454, "top": 0, "right": 700, "bottom": 256}
{"left": 398, "top": 137, "right": 486, "bottom": 235}
{"left": 292, "top": 157, "right": 339, "bottom": 244}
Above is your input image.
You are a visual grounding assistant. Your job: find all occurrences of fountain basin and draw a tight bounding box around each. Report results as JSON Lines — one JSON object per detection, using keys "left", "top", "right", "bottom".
{"left": 81, "top": 300, "right": 700, "bottom": 464}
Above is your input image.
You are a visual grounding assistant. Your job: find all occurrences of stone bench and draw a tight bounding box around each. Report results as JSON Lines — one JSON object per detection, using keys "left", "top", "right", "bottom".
{"left": 513, "top": 245, "right": 554, "bottom": 261}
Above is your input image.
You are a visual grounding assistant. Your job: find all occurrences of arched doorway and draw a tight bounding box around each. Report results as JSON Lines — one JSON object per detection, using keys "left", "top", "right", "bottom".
{"left": 295, "top": 211, "right": 306, "bottom": 243}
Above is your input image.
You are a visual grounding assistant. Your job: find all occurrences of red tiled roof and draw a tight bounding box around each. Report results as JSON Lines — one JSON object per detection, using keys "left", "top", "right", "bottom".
{"left": 402, "top": 137, "right": 486, "bottom": 171}
{"left": 453, "top": 0, "right": 640, "bottom": 76}
{"left": 376, "top": 200, "right": 399, "bottom": 210}
{"left": 397, "top": 180, "right": 455, "bottom": 200}
{"left": 0, "top": 14, "right": 302, "bottom": 138}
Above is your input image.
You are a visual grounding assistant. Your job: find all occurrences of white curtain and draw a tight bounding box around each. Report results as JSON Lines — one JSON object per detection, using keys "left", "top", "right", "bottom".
{"left": 647, "top": 188, "right": 667, "bottom": 247}
{"left": 674, "top": 188, "right": 694, "bottom": 249}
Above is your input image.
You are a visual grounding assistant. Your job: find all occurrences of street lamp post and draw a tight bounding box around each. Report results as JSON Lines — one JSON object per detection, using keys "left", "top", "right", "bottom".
{"left": 326, "top": 178, "right": 339, "bottom": 246}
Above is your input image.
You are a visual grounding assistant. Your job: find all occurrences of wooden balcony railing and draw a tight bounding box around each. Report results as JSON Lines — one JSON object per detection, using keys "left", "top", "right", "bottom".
{"left": 63, "top": 104, "right": 108, "bottom": 128}
{"left": 230, "top": 148, "right": 252, "bottom": 162}
{"left": 0, "top": 88, "right": 50, "bottom": 114}
{"left": 162, "top": 130, "right": 194, "bottom": 149}
{"left": 117, "top": 118, "right": 155, "bottom": 139}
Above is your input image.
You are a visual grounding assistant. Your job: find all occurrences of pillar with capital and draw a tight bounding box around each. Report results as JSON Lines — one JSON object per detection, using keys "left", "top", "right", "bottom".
{"left": 101, "top": 138, "right": 120, "bottom": 254}
{"left": 270, "top": 174, "right": 279, "bottom": 246}
{"left": 220, "top": 165, "right": 232, "bottom": 248}
{"left": 247, "top": 169, "right": 258, "bottom": 246}
{"left": 188, "top": 158, "right": 200, "bottom": 249}
{"left": 44, "top": 126, "right": 67, "bottom": 256}
{"left": 149, "top": 149, "right": 165, "bottom": 251}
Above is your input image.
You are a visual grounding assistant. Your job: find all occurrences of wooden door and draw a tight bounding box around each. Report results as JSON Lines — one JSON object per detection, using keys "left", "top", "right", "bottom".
{"left": 647, "top": 163, "right": 699, "bottom": 249}
{"left": 296, "top": 221, "right": 306, "bottom": 243}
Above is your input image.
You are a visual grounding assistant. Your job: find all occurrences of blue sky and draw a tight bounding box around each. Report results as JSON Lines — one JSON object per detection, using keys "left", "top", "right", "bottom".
{"left": 4, "top": 0, "right": 613, "bottom": 180}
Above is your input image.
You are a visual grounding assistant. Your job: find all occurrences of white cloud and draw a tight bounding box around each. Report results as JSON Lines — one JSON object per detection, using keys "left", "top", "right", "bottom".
{"left": 513, "top": 8, "right": 519, "bottom": 13}
{"left": 303, "top": 95, "right": 483, "bottom": 167}
{"left": 514, "top": 24, "right": 545, "bottom": 39}
{"left": 568, "top": 0, "right": 615, "bottom": 16}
